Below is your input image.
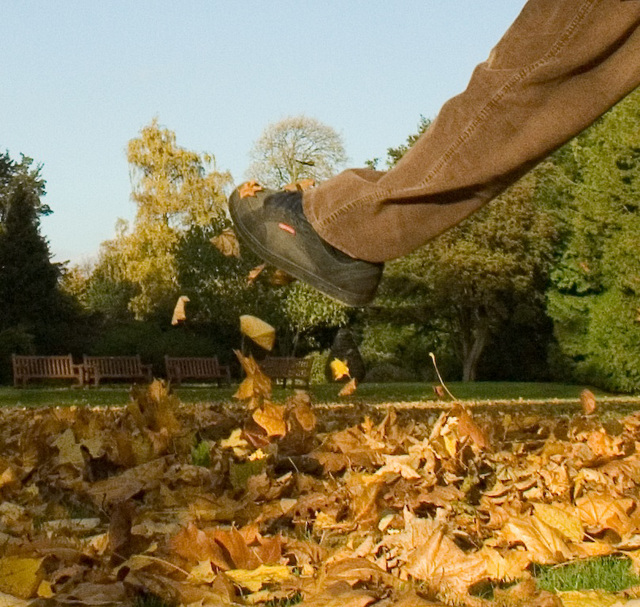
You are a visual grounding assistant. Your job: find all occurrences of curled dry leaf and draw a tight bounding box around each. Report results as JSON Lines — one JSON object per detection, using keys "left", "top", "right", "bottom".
{"left": 171, "top": 295, "right": 190, "bottom": 325}
{"left": 211, "top": 228, "right": 240, "bottom": 257}
{"left": 240, "top": 315, "right": 276, "bottom": 351}
{"left": 580, "top": 389, "right": 598, "bottom": 415}
{"left": 339, "top": 378, "right": 358, "bottom": 397}
{"left": 247, "top": 263, "right": 266, "bottom": 284}
{"left": 283, "top": 178, "right": 315, "bottom": 192}
{"left": 239, "top": 180, "right": 263, "bottom": 198}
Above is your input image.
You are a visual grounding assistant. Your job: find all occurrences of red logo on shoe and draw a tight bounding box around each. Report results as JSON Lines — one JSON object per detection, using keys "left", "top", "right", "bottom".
{"left": 278, "top": 222, "right": 296, "bottom": 235}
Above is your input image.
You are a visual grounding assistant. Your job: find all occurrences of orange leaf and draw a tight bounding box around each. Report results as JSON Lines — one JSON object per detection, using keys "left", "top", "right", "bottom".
{"left": 252, "top": 404, "right": 287, "bottom": 438}
{"left": 284, "top": 179, "right": 315, "bottom": 192}
{"left": 339, "top": 378, "right": 358, "bottom": 397}
{"left": 248, "top": 264, "right": 266, "bottom": 284}
{"left": 580, "top": 389, "right": 597, "bottom": 415}
{"left": 238, "top": 180, "right": 263, "bottom": 198}
{"left": 211, "top": 229, "right": 240, "bottom": 257}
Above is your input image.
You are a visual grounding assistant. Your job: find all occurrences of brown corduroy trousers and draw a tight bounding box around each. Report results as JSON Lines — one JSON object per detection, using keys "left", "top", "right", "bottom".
{"left": 303, "top": 0, "right": 640, "bottom": 262}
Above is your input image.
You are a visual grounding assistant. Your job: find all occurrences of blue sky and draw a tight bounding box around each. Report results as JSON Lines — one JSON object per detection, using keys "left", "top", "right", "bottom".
{"left": 1, "top": 1, "right": 526, "bottom": 264}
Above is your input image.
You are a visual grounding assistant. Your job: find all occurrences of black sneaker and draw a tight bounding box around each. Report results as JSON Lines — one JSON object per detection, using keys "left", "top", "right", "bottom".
{"left": 228, "top": 182, "right": 383, "bottom": 306}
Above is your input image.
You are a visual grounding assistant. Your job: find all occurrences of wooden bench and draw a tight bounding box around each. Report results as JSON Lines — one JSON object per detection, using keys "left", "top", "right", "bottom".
{"left": 83, "top": 355, "right": 153, "bottom": 386}
{"left": 260, "top": 356, "right": 312, "bottom": 388}
{"left": 164, "top": 356, "right": 231, "bottom": 386}
{"left": 12, "top": 354, "right": 84, "bottom": 387}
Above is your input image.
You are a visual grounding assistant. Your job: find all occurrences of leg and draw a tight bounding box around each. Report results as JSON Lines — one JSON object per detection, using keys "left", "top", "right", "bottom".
{"left": 304, "top": 0, "right": 640, "bottom": 262}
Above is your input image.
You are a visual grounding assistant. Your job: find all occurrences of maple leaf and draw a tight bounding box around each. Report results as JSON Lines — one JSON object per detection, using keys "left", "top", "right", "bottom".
{"left": 171, "top": 295, "right": 190, "bottom": 325}
{"left": 238, "top": 180, "right": 263, "bottom": 198}
{"left": 211, "top": 228, "right": 240, "bottom": 257}
{"left": 252, "top": 404, "right": 287, "bottom": 438}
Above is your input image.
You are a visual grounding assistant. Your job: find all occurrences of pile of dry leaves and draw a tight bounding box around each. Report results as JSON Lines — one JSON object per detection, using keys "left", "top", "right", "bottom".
{"left": 1, "top": 365, "right": 640, "bottom": 607}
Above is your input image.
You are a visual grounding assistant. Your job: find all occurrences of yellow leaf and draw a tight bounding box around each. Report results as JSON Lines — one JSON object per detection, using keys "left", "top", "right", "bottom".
{"left": 533, "top": 503, "right": 584, "bottom": 543}
{"left": 0, "top": 557, "right": 45, "bottom": 599}
{"left": 240, "top": 315, "right": 276, "bottom": 351}
{"left": 330, "top": 358, "right": 350, "bottom": 380}
{"left": 225, "top": 564, "right": 292, "bottom": 592}
{"left": 53, "top": 428, "right": 84, "bottom": 467}
{"left": 188, "top": 560, "right": 216, "bottom": 584}
{"left": 557, "top": 590, "right": 621, "bottom": 607}
{"left": 478, "top": 546, "right": 530, "bottom": 582}
{"left": 211, "top": 228, "right": 240, "bottom": 257}
{"left": 36, "top": 580, "right": 54, "bottom": 599}
{"left": 580, "top": 389, "right": 598, "bottom": 415}
{"left": 0, "top": 590, "right": 29, "bottom": 606}
{"left": 171, "top": 295, "right": 190, "bottom": 325}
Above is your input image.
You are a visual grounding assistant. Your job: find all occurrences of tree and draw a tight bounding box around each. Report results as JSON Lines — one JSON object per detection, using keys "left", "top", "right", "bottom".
{"left": 92, "top": 120, "right": 232, "bottom": 319}
{"left": 540, "top": 88, "right": 640, "bottom": 391}
{"left": 364, "top": 119, "right": 558, "bottom": 382}
{"left": 247, "top": 115, "right": 347, "bottom": 188}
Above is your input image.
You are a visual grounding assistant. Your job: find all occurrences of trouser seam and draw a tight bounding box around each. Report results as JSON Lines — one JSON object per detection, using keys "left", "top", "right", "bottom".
{"left": 315, "top": 0, "right": 598, "bottom": 229}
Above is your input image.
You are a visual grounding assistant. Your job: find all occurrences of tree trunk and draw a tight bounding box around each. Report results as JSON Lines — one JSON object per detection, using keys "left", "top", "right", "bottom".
{"left": 460, "top": 310, "right": 490, "bottom": 382}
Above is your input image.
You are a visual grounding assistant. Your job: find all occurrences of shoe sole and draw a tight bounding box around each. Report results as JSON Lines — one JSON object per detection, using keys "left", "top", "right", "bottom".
{"left": 230, "top": 197, "right": 376, "bottom": 307}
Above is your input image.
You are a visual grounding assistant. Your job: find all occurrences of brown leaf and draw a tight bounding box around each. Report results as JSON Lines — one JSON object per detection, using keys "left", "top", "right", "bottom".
{"left": 211, "top": 228, "right": 240, "bottom": 257}
{"left": 234, "top": 350, "right": 272, "bottom": 407}
{"left": 452, "top": 404, "right": 491, "bottom": 451}
{"left": 239, "top": 180, "right": 263, "bottom": 198}
{"left": 580, "top": 389, "right": 598, "bottom": 415}
{"left": 270, "top": 269, "right": 296, "bottom": 286}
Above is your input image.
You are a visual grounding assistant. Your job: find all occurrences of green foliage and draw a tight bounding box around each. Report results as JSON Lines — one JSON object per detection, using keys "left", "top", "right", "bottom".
{"left": 94, "top": 120, "right": 232, "bottom": 320}
{"left": 191, "top": 440, "right": 211, "bottom": 467}
{"left": 541, "top": 88, "right": 640, "bottom": 391}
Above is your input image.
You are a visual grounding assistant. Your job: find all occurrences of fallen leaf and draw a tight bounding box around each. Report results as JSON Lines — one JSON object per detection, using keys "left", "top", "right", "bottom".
{"left": 240, "top": 315, "right": 276, "bottom": 351}
{"left": 171, "top": 295, "right": 190, "bottom": 325}
{"left": 211, "top": 228, "right": 240, "bottom": 257}
{"left": 557, "top": 589, "right": 621, "bottom": 607}
{"left": 225, "top": 564, "right": 292, "bottom": 592}
{"left": 533, "top": 503, "right": 584, "bottom": 543}
{"left": 0, "top": 557, "right": 45, "bottom": 599}
{"left": 239, "top": 180, "right": 263, "bottom": 198}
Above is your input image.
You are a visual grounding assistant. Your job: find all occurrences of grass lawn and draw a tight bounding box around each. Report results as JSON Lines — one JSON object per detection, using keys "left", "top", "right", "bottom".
{"left": 0, "top": 380, "right": 630, "bottom": 409}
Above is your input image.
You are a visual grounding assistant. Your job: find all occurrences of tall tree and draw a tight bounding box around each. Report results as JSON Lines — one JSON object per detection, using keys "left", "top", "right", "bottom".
{"left": 247, "top": 115, "right": 347, "bottom": 188}
{"left": 93, "top": 120, "right": 231, "bottom": 319}
{"left": 540, "top": 88, "right": 640, "bottom": 391}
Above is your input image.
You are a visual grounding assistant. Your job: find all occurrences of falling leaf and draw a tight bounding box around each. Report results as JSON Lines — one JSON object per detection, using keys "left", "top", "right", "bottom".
{"left": 240, "top": 315, "right": 276, "bottom": 351}
{"left": 253, "top": 404, "right": 287, "bottom": 438}
{"left": 234, "top": 350, "right": 272, "bottom": 407}
{"left": 581, "top": 389, "right": 597, "bottom": 415}
{"left": 330, "top": 359, "right": 351, "bottom": 381}
{"left": 211, "top": 229, "right": 240, "bottom": 257}
{"left": 283, "top": 178, "right": 315, "bottom": 192}
{"left": 238, "top": 180, "right": 263, "bottom": 198}
{"left": 339, "top": 378, "right": 358, "bottom": 397}
{"left": 0, "top": 557, "right": 45, "bottom": 599}
{"left": 247, "top": 263, "right": 266, "bottom": 284}
{"left": 171, "top": 295, "right": 190, "bottom": 325}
